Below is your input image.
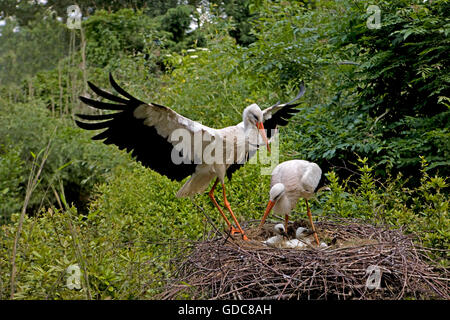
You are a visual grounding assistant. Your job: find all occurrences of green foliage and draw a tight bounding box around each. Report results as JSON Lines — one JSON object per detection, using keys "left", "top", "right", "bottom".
{"left": 0, "top": 0, "right": 47, "bottom": 25}
{"left": 0, "top": 99, "right": 127, "bottom": 222}
{"left": 238, "top": 0, "right": 449, "bottom": 180}
{"left": 84, "top": 9, "right": 169, "bottom": 68}
{"left": 222, "top": 0, "right": 257, "bottom": 46}
{"left": 0, "top": 0, "right": 181, "bottom": 25}
{"left": 0, "top": 15, "right": 70, "bottom": 85}
{"left": 0, "top": 141, "right": 26, "bottom": 225}
{"left": 0, "top": 204, "right": 173, "bottom": 299}
{"left": 161, "top": 5, "right": 194, "bottom": 43}
{"left": 240, "top": 0, "right": 343, "bottom": 97}
{"left": 0, "top": 157, "right": 271, "bottom": 299}
{"left": 337, "top": 0, "right": 450, "bottom": 176}
{"left": 319, "top": 156, "right": 449, "bottom": 265}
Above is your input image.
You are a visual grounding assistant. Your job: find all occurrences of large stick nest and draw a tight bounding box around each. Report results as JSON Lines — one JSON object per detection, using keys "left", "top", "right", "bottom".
{"left": 159, "top": 217, "right": 449, "bottom": 300}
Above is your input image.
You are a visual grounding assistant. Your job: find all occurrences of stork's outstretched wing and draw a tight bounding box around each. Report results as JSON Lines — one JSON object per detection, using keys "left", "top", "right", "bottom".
{"left": 226, "top": 83, "right": 306, "bottom": 180}
{"left": 75, "top": 73, "right": 215, "bottom": 181}
{"left": 262, "top": 82, "right": 306, "bottom": 139}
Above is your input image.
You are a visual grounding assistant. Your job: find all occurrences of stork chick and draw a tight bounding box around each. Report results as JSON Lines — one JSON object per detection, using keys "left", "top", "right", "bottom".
{"left": 263, "top": 223, "right": 286, "bottom": 248}
{"left": 263, "top": 224, "right": 306, "bottom": 249}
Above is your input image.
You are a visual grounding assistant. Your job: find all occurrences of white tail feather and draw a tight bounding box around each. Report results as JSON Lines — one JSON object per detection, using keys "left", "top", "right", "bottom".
{"left": 176, "top": 173, "right": 214, "bottom": 198}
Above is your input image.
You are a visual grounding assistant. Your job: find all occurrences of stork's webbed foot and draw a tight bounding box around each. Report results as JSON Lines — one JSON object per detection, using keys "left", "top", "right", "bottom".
{"left": 229, "top": 226, "right": 249, "bottom": 241}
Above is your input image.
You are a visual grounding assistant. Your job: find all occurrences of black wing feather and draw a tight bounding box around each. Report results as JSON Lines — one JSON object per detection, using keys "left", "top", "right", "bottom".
{"left": 76, "top": 74, "right": 196, "bottom": 181}
{"left": 264, "top": 82, "right": 305, "bottom": 138}
{"left": 79, "top": 96, "right": 127, "bottom": 110}
{"left": 265, "top": 103, "right": 301, "bottom": 136}
{"left": 109, "top": 72, "right": 138, "bottom": 101}
{"left": 87, "top": 81, "right": 129, "bottom": 104}
{"left": 74, "top": 119, "right": 115, "bottom": 130}
{"left": 226, "top": 155, "right": 249, "bottom": 181}
{"left": 75, "top": 113, "right": 121, "bottom": 121}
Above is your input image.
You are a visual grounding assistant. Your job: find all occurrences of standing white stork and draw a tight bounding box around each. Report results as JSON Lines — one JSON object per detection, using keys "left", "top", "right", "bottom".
{"left": 75, "top": 73, "right": 305, "bottom": 240}
{"left": 258, "top": 160, "right": 329, "bottom": 246}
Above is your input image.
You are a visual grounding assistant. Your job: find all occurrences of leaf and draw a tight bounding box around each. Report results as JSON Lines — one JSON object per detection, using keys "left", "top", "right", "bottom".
{"left": 57, "top": 160, "right": 73, "bottom": 171}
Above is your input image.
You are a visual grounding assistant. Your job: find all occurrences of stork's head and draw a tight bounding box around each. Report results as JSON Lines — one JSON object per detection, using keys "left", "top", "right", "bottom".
{"left": 243, "top": 104, "right": 270, "bottom": 153}
{"left": 258, "top": 183, "right": 285, "bottom": 228}
{"left": 243, "top": 104, "right": 263, "bottom": 125}
{"left": 273, "top": 223, "right": 286, "bottom": 236}
{"left": 269, "top": 183, "right": 285, "bottom": 202}
{"left": 295, "top": 227, "right": 308, "bottom": 239}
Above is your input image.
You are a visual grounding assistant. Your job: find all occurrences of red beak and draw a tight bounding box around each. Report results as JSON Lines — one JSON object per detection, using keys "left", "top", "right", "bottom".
{"left": 259, "top": 200, "right": 275, "bottom": 228}
{"left": 256, "top": 122, "right": 271, "bottom": 153}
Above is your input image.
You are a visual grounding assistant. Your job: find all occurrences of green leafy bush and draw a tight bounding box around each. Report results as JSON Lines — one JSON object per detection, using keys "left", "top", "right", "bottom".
{"left": 84, "top": 9, "right": 170, "bottom": 68}
{"left": 0, "top": 156, "right": 272, "bottom": 299}
{"left": 236, "top": 0, "right": 449, "bottom": 181}
{"left": 0, "top": 98, "right": 127, "bottom": 221}
{"left": 0, "top": 15, "right": 70, "bottom": 85}
{"left": 0, "top": 141, "right": 26, "bottom": 225}
{"left": 318, "top": 157, "right": 449, "bottom": 265}
{"left": 160, "top": 5, "right": 194, "bottom": 43}
{"left": 339, "top": 0, "right": 450, "bottom": 176}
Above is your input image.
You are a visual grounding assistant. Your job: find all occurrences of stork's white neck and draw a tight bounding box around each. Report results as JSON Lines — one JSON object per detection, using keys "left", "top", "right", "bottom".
{"left": 243, "top": 117, "right": 253, "bottom": 132}
{"left": 243, "top": 120, "right": 259, "bottom": 140}
{"left": 242, "top": 104, "right": 265, "bottom": 147}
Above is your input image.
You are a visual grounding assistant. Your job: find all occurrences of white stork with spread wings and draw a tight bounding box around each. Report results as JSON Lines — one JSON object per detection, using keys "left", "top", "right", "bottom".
{"left": 76, "top": 74, "right": 305, "bottom": 240}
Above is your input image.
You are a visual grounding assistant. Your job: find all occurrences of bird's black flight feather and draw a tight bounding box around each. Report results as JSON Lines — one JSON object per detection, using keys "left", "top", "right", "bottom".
{"left": 76, "top": 73, "right": 196, "bottom": 181}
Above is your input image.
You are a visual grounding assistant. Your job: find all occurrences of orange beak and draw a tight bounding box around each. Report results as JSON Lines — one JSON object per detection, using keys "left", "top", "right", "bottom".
{"left": 259, "top": 200, "right": 275, "bottom": 228}
{"left": 256, "top": 122, "right": 271, "bottom": 153}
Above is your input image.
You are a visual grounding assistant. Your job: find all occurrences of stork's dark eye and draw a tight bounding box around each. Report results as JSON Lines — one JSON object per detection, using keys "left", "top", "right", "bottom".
{"left": 251, "top": 113, "right": 259, "bottom": 121}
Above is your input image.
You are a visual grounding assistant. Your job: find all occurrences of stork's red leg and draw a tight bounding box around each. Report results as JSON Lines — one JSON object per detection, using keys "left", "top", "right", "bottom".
{"left": 284, "top": 214, "right": 289, "bottom": 234}
{"left": 208, "top": 178, "right": 234, "bottom": 231}
{"left": 221, "top": 183, "right": 248, "bottom": 241}
{"left": 305, "top": 199, "right": 320, "bottom": 246}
